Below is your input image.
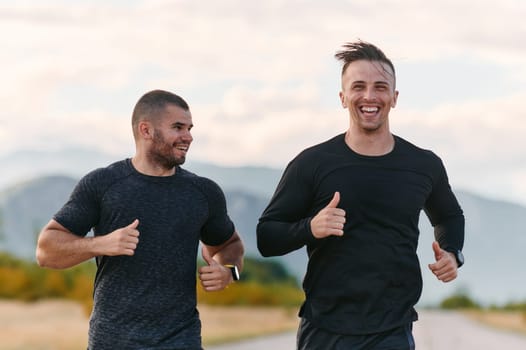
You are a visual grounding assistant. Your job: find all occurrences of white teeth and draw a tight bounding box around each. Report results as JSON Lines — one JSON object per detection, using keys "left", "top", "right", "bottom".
{"left": 361, "top": 107, "right": 378, "bottom": 113}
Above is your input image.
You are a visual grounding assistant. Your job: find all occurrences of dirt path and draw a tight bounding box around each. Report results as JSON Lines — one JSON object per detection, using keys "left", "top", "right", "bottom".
{"left": 2, "top": 301, "right": 526, "bottom": 350}
{"left": 0, "top": 301, "right": 298, "bottom": 350}
{"left": 0, "top": 300, "right": 88, "bottom": 350}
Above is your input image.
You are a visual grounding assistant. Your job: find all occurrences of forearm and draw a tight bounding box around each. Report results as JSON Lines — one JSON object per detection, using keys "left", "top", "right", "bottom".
{"left": 433, "top": 214, "right": 465, "bottom": 252}
{"left": 256, "top": 218, "right": 316, "bottom": 257}
{"left": 425, "top": 162, "right": 465, "bottom": 252}
{"left": 207, "top": 231, "right": 245, "bottom": 270}
{"left": 36, "top": 221, "right": 100, "bottom": 269}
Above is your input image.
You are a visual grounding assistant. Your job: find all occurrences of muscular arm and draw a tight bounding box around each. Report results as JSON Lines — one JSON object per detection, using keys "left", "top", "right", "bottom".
{"left": 198, "top": 231, "right": 245, "bottom": 291}
{"left": 203, "top": 230, "right": 244, "bottom": 270}
{"left": 36, "top": 219, "right": 140, "bottom": 269}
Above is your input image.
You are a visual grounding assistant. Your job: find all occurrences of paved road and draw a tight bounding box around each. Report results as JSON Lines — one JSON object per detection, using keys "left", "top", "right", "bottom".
{"left": 207, "top": 331, "right": 296, "bottom": 350}
{"left": 207, "top": 310, "right": 526, "bottom": 349}
{"left": 413, "top": 310, "right": 526, "bottom": 349}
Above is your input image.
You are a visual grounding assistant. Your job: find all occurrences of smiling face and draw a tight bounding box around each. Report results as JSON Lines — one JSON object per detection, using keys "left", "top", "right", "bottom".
{"left": 147, "top": 103, "right": 193, "bottom": 170}
{"left": 339, "top": 59, "right": 398, "bottom": 134}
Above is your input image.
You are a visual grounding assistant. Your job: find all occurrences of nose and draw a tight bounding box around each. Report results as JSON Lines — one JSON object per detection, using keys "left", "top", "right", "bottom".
{"left": 182, "top": 129, "right": 193, "bottom": 142}
{"left": 363, "top": 87, "right": 377, "bottom": 101}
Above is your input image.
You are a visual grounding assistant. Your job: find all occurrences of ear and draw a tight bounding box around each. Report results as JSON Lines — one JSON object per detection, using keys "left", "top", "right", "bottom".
{"left": 339, "top": 91, "right": 347, "bottom": 109}
{"left": 138, "top": 120, "right": 154, "bottom": 140}
{"left": 391, "top": 90, "right": 399, "bottom": 108}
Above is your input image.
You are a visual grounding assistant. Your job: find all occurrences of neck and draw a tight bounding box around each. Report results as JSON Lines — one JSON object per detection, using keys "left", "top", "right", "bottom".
{"left": 131, "top": 154, "right": 176, "bottom": 177}
{"left": 345, "top": 127, "right": 394, "bottom": 156}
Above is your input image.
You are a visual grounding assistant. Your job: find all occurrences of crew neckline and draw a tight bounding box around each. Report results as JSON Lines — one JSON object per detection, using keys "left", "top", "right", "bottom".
{"left": 340, "top": 133, "right": 398, "bottom": 159}
{"left": 125, "top": 158, "right": 180, "bottom": 182}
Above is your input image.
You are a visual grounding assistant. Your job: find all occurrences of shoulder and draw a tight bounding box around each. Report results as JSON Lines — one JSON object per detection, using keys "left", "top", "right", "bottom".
{"left": 78, "top": 159, "right": 134, "bottom": 192}
{"left": 83, "top": 159, "right": 132, "bottom": 181}
{"left": 290, "top": 133, "right": 346, "bottom": 166}
{"left": 177, "top": 167, "right": 226, "bottom": 198}
{"left": 277, "top": 134, "right": 346, "bottom": 184}
{"left": 394, "top": 135, "right": 444, "bottom": 170}
{"left": 298, "top": 133, "right": 345, "bottom": 157}
{"left": 395, "top": 136, "right": 440, "bottom": 159}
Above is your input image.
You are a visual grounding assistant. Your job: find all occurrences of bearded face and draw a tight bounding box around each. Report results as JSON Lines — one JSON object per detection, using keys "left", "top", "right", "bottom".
{"left": 147, "top": 127, "right": 190, "bottom": 169}
{"left": 145, "top": 104, "right": 193, "bottom": 171}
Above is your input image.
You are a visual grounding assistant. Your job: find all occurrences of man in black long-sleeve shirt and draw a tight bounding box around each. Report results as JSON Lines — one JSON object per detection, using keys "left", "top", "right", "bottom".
{"left": 257, "top": 41, "right": 464, "bottom": 350}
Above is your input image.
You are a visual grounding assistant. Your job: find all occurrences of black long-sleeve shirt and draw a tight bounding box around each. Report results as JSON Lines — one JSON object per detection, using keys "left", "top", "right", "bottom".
{"left": 257, "top": 134, "right": 464, "bottom": 335}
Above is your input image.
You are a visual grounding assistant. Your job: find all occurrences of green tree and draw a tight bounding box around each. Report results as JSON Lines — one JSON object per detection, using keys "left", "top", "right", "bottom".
{"left": 197, "top": 255, "right": 304, "bottom": 307}
{"left": 440, "top": 291, "right": 480, "bottom": 310}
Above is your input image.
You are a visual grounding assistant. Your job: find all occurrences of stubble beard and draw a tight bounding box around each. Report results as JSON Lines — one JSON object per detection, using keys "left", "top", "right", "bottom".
{"left": 148, "top": 130, "right": 186, "bottom": 171}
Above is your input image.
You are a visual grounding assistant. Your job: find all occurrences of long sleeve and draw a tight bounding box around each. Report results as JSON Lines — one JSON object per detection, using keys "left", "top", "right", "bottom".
{"left": 257, "top": 158, "right": 318, "bottom": 257}
{"left": 424, "top": 159, "right": 465, "bottom": 252}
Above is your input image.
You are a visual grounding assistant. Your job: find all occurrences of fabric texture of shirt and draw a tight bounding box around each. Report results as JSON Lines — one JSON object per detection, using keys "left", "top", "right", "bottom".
{"left": 54, "top": 159, "right": 235, "bottom": 349}
{"left": 257, "top": 133, "right": 464, "bottom": 335}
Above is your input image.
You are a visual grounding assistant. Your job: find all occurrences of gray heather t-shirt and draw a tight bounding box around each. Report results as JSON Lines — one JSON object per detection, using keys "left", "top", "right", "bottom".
{"left": 54, "top": 159, "right": 235, "bottom": 349}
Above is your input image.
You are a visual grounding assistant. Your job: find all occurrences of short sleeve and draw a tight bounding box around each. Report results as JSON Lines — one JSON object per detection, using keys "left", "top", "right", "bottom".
{"left": 53, "top": 170, "right": 103, "bottom": 236}
{"left": 198, "top": 178, "right": 235, "bottom": 246}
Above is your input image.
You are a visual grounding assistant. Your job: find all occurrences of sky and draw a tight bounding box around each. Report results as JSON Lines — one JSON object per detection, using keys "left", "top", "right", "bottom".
{"left": 1, "top": 0, "right": 525, "bottom": 205}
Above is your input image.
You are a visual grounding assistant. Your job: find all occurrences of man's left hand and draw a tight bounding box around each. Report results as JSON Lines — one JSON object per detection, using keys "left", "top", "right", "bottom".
{"left": 428, "top": 241, "right": 458, "bottom": 283}
{"left": 198, "top": 246, "right": 232, "bottom": 291}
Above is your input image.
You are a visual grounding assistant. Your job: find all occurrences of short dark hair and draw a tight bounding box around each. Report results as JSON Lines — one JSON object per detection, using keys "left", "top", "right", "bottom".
{"left": 334, "top": 40, "right": 396, "bottom": 83}
{"left": 132, "top": 90, "right": 189, "bottom": 135}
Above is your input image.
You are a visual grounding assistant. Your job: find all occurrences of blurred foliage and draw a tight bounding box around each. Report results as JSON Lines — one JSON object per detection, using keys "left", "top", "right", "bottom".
{"left": 5, "top": 250, "right": 526, "bottom": 318}
{"left": 440, "top": 293, "right": 481, "bottom": 309}
{"left": 197, "top": 256, "right": 303, "bottom": 306}
{"left": 439, "top": 287, "right": 482, "bottom": 310}
{"left": 0, "top": 252, "right": 95, "bottom": 315}
{"left": 0, "top": 252, "right": 304, "bottom": 315}
{"left": 240, "top": 257, "right": 299, "bottom": 286}
{"left": 197, "top": 281, "right": 303, "bottom": 307}
{"left": 439, "top": 289, "right": 526, "bottom": 314}
{"left": 498, "top": 301, "right": 526, "bottom": 312}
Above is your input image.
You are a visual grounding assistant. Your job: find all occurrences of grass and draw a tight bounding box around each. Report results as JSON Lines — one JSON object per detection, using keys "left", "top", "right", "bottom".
{"left": 200, "top": 305, "right": 299, "bottom": 345}
{"left": 463, "top": 309, "right": 526, "bottom": 335}
{"left": 0, "top": 300, "right": 299, "bottom": 349}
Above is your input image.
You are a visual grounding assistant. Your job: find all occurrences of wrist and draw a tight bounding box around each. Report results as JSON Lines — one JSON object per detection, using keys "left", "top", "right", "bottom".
{"left": 224, "top": 264, "right": 240, "bottom": 281}
{"left": 446, "top": 249, "right": 464, "bottom": 268}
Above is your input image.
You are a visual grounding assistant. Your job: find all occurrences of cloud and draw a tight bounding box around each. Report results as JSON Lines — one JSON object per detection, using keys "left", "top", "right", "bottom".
{"left": 1, "top": 0, "right": 525, "bottom": 204}
{"left": 394, "top": 91, "right": 526, "bottom": 204}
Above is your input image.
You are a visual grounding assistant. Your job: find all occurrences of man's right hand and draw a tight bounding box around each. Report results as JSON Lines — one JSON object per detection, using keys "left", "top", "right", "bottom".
{"left": 310, "top": 192, "right": 346, "bottom": 239}
{"left": 36, "top": 218, "right": 141, "bottom": 269}
{"left": 101, "top": 219, "right": 140, "bottom": 256}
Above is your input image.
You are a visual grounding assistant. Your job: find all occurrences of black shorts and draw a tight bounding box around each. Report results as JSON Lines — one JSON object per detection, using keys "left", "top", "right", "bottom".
{"left": 297, "top": 318, "right": 415, "bottom": 350}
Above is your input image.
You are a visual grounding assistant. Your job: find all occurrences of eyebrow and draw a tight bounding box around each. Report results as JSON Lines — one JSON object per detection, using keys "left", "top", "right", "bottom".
{"left": 171, "top": 121, "right": 194, "bottom": 128}
{"left": 351, "top": 80, "right": 391, "bottom": 86}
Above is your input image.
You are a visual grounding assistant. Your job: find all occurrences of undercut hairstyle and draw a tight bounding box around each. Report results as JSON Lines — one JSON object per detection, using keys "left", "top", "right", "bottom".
{"left": 132, "top": 89, "right": 190, "bottom": 138}
{"left": 334, "top": 40, "right": 396, "bottom": 84}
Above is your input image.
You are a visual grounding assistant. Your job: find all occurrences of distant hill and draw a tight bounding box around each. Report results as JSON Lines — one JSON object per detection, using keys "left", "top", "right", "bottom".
{"left": 0, "top": 149, "right": 525, "bottom": 306}
{"left": 0, "top": 175, "right": 78, "bottom": 258}
{"left": 0, "top": 148, "right": 119, "bottom": 190}
{"left": 0, "top": 149, "right": 282, "bottom": 198}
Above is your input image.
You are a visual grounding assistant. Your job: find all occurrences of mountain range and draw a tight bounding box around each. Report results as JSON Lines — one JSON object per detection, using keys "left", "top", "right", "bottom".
{"left": 0, "top": 148, "right": 524, "bottom": 306}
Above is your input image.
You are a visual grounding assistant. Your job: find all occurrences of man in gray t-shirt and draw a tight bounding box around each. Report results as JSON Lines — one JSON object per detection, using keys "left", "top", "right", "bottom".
{"left": 36, "top": 90, "right": 244, "bottom": 350}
